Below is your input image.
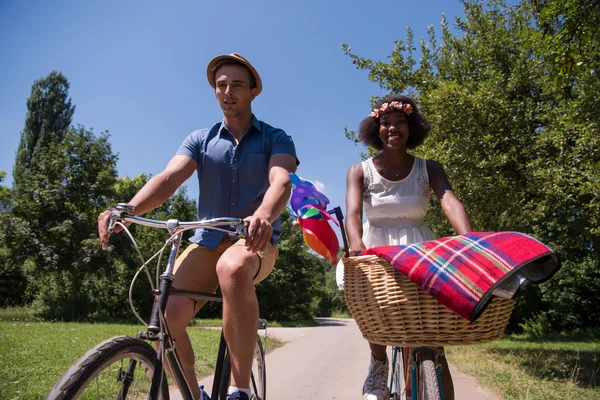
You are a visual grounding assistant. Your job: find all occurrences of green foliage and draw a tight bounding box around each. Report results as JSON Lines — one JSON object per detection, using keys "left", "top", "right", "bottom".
{"left": 0, "top": 214, "right": 32, "bottom": 307}
{"left": 0, "top": 172, "right": 10, "bottom": 208}
{"left": 256, "top": 208, "right": 334, "bottom": 321}
{"left": 13, "top": 71, "right": 75, "bottom": 187}
{"left": 0, "top": 173, "right": 27, "bottom": 307}
{"left": 16, "top": 126, "right": 119, "bottom": 319}
{"left": 342, "top": 0, "right": 600, "bottom": 331}
{"left": 95, "top": 176, "right": 198, "bottom": 321}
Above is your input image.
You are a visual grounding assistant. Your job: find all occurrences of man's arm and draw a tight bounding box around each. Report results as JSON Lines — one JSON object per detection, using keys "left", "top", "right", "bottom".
{"left": 245, "top": 153, "right": 297, "bottom": 253}
{"left": 98, "top": 155, "right": 197, "bottom": 248}
{"left": 128, "top": 155, "right": 197, "bottom": 215}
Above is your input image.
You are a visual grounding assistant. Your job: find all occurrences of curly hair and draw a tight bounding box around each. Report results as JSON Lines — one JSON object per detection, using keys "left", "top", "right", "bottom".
{"left": 358, "top": 95, "right": 431, "bottom": 150}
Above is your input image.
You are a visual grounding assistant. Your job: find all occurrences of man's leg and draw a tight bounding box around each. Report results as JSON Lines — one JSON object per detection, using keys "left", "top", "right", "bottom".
{"left": 216, "top": 240, "right": 277, "bottom": 392}
{"left": 216, "top": 245, "right": 260, "bottom": 389}
{"left": 165, "top": 242, "right": 228, "bottom": 399}
{"left": 164, "top": 296, "right": 201, "bottom": 400}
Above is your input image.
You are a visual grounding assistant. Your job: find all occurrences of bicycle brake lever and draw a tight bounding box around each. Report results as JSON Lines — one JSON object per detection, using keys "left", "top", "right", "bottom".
{"left": 107, "top": 214, "right": 118, "bottom": 234}
{"left": 240, "top": 220, "right": 249, "bottom": 238}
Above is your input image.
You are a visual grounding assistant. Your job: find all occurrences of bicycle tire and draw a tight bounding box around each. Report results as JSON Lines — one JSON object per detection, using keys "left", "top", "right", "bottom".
{"left": 390, "top": 347, "right": 407, "bottom": 400}
{"left": 46, "top": 335, "right": 169, "bottom": 400}
{"left": 417, "top": 349, "right": 441, "bottom": 400}
{"left": 218, "top": 335, "right": 266, "bottom": 399}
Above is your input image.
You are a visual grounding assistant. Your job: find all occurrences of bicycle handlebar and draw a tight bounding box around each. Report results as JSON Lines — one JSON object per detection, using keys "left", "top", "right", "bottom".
{"left": 108, "top": 203, "right": 247, "bottom": 237}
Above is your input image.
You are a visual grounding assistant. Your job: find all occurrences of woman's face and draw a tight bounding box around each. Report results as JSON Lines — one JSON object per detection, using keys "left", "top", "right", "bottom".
{"left": 378, "top": 110, "right": 410, "bottom": 150}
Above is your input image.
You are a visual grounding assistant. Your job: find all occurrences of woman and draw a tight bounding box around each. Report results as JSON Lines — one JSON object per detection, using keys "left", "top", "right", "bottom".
{"left": 345, "top": 95, "right": 472, "bottom": 400}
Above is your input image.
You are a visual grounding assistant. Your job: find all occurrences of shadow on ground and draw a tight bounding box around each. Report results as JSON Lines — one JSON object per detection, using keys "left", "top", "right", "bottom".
{"left": 315, "top": 317, "right": 350, "bottom": 327}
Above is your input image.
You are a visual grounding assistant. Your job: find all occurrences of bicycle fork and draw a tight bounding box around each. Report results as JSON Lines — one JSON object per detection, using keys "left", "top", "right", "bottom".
{"left": 390, "top": 347, "right": 445, "bottom": 400}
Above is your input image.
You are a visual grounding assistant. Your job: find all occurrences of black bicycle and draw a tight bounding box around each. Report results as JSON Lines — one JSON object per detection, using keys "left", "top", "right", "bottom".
{"left": 46, "top": 203, "right": 267, "bottom": 400}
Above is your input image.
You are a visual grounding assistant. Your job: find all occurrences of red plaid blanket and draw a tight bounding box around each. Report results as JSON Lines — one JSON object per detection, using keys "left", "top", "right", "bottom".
{"left": 362, "top": 232, "right": 561, "bottom": 322}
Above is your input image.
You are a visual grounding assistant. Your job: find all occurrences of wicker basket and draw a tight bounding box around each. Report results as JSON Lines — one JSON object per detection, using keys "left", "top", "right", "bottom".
{"left": 343, "top": 255, "right": 515, "bottom": 347}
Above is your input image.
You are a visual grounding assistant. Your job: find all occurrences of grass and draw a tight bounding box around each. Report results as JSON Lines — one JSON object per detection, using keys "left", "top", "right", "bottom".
{"left": 329, "top": 309, "right": 352, "bottom": 319}
{"left": 0, "top": 306, "right": 36, "bottom": 321}
{"left": 446, "top": 331, "right": 600, "bottom": 400}
{"left": 0, "top": 319, "right": 281, "bottom": 400}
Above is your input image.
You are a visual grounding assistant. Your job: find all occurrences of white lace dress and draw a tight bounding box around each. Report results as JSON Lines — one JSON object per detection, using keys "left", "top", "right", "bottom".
{"left": 336, "top": 156, "right": 435, "bottom": 289}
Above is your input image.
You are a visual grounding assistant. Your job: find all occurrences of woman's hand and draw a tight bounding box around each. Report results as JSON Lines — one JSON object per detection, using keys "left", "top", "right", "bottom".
{"left": 349, "top": 243, "right": 367, "bottom": 257}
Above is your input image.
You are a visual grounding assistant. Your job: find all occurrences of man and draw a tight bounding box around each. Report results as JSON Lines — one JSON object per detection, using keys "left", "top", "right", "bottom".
{"left": 98, "top": 53, "right": 298, "bottom": 400}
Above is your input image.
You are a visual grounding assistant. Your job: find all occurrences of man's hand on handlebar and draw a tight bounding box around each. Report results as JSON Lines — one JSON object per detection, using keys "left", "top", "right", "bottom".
{"left": 244, "top": 212, "right": 272, "bottom": 253}
{"left": 97, "top": 209, "right": 125, "bottom": 249}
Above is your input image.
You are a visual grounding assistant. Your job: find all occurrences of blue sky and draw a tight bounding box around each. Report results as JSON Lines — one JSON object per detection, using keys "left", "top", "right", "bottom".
{"left": 0, "top": 0, "right": 469, "bottom": 215}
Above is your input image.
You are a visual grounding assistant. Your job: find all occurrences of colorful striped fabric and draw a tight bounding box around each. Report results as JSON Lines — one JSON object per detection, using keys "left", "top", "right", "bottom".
{"left": 362, "top": 232, "right": 561, "bottom": 322}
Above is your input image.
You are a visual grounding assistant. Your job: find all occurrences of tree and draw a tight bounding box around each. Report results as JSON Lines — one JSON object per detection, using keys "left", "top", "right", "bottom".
{"left": 0, "top": 172, "right": 10, "bottom": 209}
{"left": 86, "top": 175, "right": 198, "bottom": 321}
{"left": 3, "top": 71, "right": 77, "bottom": 309}
{"left": 0, "top": 171, "right": 31, "bottom": 306}
{"left": 24, "top": 126, "right": 118, "bottom": 319}
{"left": 342, "top": 0, "right": 600, "bottom": 332}
{"left": 13, "top": 71, "right": 75, "bottom": 188}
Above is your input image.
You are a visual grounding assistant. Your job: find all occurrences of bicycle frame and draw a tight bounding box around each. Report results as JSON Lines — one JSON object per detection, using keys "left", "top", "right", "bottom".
{"left": 108, "top": 204, "right": 259, "bottom": 400}
{"left": 390, "top": 347, "right": 445, "bottom": 400}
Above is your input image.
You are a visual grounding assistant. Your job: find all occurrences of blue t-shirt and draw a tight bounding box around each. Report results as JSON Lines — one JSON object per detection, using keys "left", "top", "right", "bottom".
{"left": 176, "top": 115, "right": 299, "bottom": 249}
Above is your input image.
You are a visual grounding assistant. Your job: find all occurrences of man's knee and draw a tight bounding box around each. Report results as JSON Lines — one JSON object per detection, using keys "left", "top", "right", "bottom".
{"left": 216, "top": 252, "right": 258, "bottom": 290}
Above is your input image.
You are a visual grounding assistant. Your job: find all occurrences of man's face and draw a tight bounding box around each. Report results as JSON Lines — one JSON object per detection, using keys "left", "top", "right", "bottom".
{"left": 214, "top": 64, "right": 257, "bottom": 118}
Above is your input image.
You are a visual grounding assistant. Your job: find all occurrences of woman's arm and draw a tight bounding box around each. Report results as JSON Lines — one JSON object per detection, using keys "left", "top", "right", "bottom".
{"left": 427, "top": 159, "right": 472, "bottom": 235}
{"left": 346, "top": 163, "right": 367, "bottom": 254}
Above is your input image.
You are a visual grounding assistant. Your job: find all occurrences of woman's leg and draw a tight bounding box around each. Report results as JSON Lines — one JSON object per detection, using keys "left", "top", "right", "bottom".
{"left": 370, "top": 342, "right": 387, "bottom": 361}
{"left": 363, "top": 342, "right": 390, "bottom": 400}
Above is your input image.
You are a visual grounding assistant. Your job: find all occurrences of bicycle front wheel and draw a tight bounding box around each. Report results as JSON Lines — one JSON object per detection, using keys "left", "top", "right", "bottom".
{"left": 219, "top": 335, "right": 266, "bottom": 399}
{"left": 417, "top": 349, "right": 442, "bottom": 400}
{"left": 46, "top": 335, "right": 169, "bottom": 400}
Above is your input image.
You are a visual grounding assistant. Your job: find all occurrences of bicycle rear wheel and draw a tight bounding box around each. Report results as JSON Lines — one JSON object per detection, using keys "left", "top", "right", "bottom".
{"left": 46, "top": 335, "right": 169, "bottom": 400}
{"left": 219, "top": 335, "right": 266, "bottom": 399}
{"left": 417, "top": 348, "right": 442, "bottom": 400}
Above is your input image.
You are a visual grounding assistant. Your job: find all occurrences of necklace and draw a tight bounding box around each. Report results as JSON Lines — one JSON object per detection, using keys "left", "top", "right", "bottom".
{"left": 377, "top": 155, "right": 410, "bottom": 178}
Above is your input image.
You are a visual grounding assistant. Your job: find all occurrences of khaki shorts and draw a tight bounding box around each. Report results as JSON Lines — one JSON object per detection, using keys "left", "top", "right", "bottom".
{"left": 172, "top": 235, "right": 278, "bottom": 314}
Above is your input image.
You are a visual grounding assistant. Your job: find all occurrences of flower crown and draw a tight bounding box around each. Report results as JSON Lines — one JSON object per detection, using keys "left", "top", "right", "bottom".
{"left": 370, "top": 101, "right": 413, "bottom": 118}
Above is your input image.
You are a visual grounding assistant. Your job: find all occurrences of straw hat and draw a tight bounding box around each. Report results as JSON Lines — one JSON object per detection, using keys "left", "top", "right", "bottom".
{"left": 206, "top": 53, "right": 262, "bottom": 95}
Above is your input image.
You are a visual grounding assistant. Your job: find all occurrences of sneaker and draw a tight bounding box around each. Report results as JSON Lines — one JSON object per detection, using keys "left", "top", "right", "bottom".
{"left": 199, "top": 385, "right": 210, "bottom": 400}
{"left": 226, "top": 392, "right": 255, "bottom": 400}
{"left": 362, "top": 354, "right": 390, "bottom": 400}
